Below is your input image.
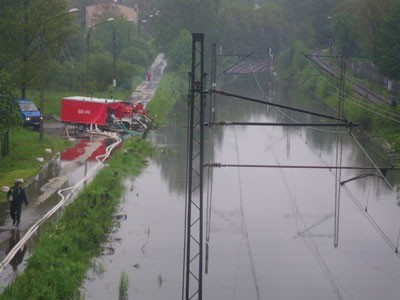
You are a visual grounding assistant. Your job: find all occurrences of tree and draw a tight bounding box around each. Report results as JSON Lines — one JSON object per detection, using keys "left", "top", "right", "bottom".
{"left": 0, "top": 70, "right": 21, "bottom": 156}
{"left": 352, "top": 0, "right": 397, "bottom": 58}
{"left": 168, "top": 29, "right": 192, "bottom": 71}
{"left": 373, "top": 3, "right": 400, "bottom": 80}
{"left": 0, "top": 0, "right": 78, "bottom": 99}
{"left": 153, "top": 0, "right": 220, "bottom": 50}
{"left": 330, "top": 10, "right": 360, "bottom": 57}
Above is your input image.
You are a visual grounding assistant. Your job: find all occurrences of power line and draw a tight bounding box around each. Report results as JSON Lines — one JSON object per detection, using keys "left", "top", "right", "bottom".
{"left": 205, "top": 163, "right": 397, "bottom": 171}
{"left": 212, "top": 89, "right": 352, "bottom": 124}
{"left": 303, "top": 57, "right": 400, "bottom": 123}
{"left": 232, "top": 127, "right": 260, "bottom": 300}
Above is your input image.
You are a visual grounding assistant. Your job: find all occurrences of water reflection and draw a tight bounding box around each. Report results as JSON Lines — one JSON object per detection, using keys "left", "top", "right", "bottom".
{"left": 6, "top": 230, "right": 26, "bottom": 272}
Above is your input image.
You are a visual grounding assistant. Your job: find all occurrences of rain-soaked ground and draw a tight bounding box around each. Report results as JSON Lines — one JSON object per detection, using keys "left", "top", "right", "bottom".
{"left": 0, "top": 132, "right": 112, "bottom": 288}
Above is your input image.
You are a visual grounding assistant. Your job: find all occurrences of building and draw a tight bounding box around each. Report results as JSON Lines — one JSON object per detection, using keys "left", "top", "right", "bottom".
{"left": 86, "top": 1, "right": 138, "bottom": 28}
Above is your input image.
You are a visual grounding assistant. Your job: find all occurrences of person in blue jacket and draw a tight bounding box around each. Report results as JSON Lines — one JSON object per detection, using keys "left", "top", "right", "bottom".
{"left": 7, "top": 179, "right": 28, "bottom": 227}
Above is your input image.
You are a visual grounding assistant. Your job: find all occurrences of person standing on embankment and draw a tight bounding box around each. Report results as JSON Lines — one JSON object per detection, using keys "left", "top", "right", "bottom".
{"left": 6, "top": 179, "right": 28, "bottom": 227}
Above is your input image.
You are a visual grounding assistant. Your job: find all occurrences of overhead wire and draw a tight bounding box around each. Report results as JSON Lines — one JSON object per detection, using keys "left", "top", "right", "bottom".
{"left": 246, "top": 58, "right": 400, "bottom": 256}
{"left": 220, "top": 61, "right": 345, "bottom": 296}
{"left": 264, "top": 129, "right": 345, "bottom": 300}
{"left": 334, "top": 50, "right": 347, "bottom": 248}
{"left": 350, "top": 132, "right": 400, "bottom": 252}
{"left": 303, "top": 58, "right": 400, "bottom": 123}
{"left": 211, "top": 52, "right": 400, "bottom": 299}
{"left": 232, "top": 126, "right": 261, "bottom": 300}
{"left": 247, "top": 59, "right": 348, "bottom": 134}
{"left": 295, "top": 120, "right": 400, "bottom": 256}
{"left": 287, "top": 109, "right": 400, "bottom": 256}
{"left": 342, "top": 185, "right": 400, "bottom": 257}
{"left": 205, "top": 80, "right": 216, "bottom": 275}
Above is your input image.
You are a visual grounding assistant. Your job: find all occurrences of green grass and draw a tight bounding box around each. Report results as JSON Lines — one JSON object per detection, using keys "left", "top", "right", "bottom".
{"left": 146, "top": 71, "right": 186, "bottom": 126}
{"left": 0, "top": 128, "right": 72, "bottom": 187}
{"left": 118, "top": 271, "right": 129, "bottom": 300}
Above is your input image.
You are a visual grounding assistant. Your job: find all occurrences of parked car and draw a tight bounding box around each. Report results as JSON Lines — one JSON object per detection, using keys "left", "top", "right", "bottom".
{"left": 17, "top": 100, "right": 42, "bottom": 130}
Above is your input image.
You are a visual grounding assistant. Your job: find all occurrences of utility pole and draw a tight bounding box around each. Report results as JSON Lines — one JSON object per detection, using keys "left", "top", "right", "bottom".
{"left": 86, "top": 18, "right": 114, "bottom": 96}
{"left": 1, "top": 130, "right": 9, "bottom": 156}
{"left": 113, "top": 27, "right": 116, "bottom": 95}
{"left": 39, "top": 25, "right": 45, "bottom": 141}
{"left": 269, "top": 47, "right": 274, "bottom": 100}
{"left": 39, "top": 8, "right": 79, "bottom": 141}
{"left": 334, "top": 46, "right": 346, "bottom": 248}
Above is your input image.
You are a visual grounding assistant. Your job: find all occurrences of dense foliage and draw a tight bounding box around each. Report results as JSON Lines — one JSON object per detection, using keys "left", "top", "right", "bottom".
{"left": 0, "top": 0, "right": 156, "bottom": 102}
{"left": 1, "top": 0, "right": 398, "bottom": 104}
{"left": 0, "top": 71, "right": 20, "bottom": 135}
{"left": 372, "top": 2, "right": 400, "bottom": 80}
{"left": 0, "top": 0, "right": 78, "bottom": 99}
{"left": 150, "top": 0, "right": 399, "bottom": 80}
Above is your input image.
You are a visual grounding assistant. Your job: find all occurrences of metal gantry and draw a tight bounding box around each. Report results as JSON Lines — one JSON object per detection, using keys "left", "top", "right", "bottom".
{"left": 183, "top": 34, "right": 353, "bottom": 300}
{"left": 183, "top": 33, "right": 206, "bottom": 300}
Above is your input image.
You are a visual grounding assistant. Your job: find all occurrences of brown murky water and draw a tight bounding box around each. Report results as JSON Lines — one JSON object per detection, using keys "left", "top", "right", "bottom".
{"left": 82, "top": 76, "right": 400, "bottom": 300}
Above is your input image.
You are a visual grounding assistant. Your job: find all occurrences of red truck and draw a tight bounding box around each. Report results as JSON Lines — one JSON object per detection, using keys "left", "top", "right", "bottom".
{"left": 61, "top": 96, "right": 149, "bottom": 132}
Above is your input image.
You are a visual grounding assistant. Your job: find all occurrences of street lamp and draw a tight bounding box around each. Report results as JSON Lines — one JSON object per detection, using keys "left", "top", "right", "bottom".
{"left": 86, "top": 17, "right": 114, "bottom": 96}
{"left": 39, "top": 8, "right": 79, "bottom": 141}
{"left": 138, "top": 19, "right": 147, "bottom": 38}
{"left": 127, "top": 18, "right": 135, "bottom": 68}
{"left": 138, "top": 11, "right": 160, "bottom": 39}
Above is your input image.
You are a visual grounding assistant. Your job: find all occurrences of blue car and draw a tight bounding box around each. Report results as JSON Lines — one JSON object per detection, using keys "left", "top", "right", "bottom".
{"left": 17, "top": 100, "right": 43, "bottom": 130}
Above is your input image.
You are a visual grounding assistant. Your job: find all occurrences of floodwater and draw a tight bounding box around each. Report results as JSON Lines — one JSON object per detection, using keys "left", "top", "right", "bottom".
{"left": 82, "top": 75, "right": 400, "bottom": 300}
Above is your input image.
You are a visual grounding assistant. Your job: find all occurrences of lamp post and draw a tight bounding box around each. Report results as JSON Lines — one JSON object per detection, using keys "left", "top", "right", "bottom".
{"left": 39, "top": 8, "right": 79, "bottom": 141}
{"left": 327, "top": 16, "right": 333, "bottom": 55}
{"left": 86, "top": 17, "right": 114, "bottom": 96}
{"left": 112, "top": 18, "right": 136, "bottom": 95}
{"left": 112, "top": 26, "right": 116, "bottom": 94}
{"left": 138, "top": 19, "right": 147, "bottom": 39}
{"left": 127, "top": 18, "right": 136, "bottom": 72}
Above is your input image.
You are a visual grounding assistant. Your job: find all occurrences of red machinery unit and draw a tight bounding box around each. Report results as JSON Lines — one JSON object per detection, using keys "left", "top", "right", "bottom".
{"left": 61, "top": 96, "right": 138, "bottom": 126}
{"left": 133, "top": 101, "right": 146, "bottom": 115}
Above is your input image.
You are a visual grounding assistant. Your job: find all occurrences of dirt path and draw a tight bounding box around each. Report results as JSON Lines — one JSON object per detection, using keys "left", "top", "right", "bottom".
{"left": 131, "top": 53, "right": 167, "bottom": 104}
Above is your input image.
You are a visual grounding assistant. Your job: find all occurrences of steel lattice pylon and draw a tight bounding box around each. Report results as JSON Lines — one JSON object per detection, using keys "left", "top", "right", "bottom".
{"left": 183, "top": 33, "right": 206, "bottom": 300}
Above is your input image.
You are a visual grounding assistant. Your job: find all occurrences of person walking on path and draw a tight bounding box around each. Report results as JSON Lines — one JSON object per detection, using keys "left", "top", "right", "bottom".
{"left": 6, "top": 179, "right": 28, "bottom": 227}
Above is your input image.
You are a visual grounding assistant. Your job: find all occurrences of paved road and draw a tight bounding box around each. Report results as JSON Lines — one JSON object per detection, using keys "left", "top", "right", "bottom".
{"left": 131, "top": 53, "right": 167, "bottom": 104}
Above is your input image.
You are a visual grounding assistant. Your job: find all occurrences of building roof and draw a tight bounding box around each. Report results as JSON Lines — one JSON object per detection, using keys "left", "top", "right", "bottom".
{"left": 86, "top": 2, "right": 138, "bottom": 28}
